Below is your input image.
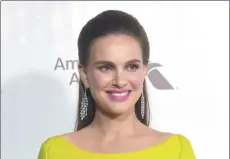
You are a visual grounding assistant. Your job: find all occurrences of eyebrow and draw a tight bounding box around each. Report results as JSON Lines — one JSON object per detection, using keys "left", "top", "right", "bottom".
{"left": 94, "top": 59, "right": 142, "bottom": 65}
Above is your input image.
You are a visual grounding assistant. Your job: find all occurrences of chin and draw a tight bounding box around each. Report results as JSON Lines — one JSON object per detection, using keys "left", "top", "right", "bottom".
{"left": 102, "top": 106, "right": 134, "bottom": 118}
{"left": 101, "top": 99, "right": 136, "bottom": 116}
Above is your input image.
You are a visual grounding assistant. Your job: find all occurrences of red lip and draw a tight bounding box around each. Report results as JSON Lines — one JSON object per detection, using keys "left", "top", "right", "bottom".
{"left": 105, "top": 89, "right": 131, "bottom": 93}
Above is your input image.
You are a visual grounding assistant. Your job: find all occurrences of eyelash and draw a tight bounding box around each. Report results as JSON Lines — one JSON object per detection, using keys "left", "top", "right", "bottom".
{"left": 98, "top": 65, "right": 112, "bottom": 72}
{"left": 127, "top": 64, "right": 139, "bottom": 70}
{"left": 97, "top": 64, "right": 140, "bottom": 72}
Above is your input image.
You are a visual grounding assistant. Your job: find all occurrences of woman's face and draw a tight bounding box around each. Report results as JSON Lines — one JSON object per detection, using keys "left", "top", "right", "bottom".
{"left": 79, "top": 34, "right": 148, "bottom": 116}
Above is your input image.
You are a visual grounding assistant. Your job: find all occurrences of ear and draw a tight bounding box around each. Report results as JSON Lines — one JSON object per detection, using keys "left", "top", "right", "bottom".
{"left": 78, "top": 64, "right": 89, "bottom": 88}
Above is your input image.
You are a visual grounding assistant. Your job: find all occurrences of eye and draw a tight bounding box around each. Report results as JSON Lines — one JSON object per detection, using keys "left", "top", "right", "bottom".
{"left": 98, "top": 65, "right": 113, "bottom": 72}
{"left": 127, "top": 64, "right": 139, "bottom": 71}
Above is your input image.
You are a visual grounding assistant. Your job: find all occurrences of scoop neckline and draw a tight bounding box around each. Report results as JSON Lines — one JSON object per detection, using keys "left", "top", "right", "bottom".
{"left": 59, "top": 133, "right": 179, "bottom": 155}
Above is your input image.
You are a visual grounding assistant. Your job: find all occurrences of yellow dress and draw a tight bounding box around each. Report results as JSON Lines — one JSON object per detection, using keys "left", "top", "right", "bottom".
{"left": 37, "top": 134, "right": 196, "bottom": 159}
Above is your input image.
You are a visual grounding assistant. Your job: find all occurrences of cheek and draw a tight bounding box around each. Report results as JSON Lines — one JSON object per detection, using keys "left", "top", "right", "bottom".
{"left": 128, "top": 71, "right": 145, "bottom": 89}
{"left": 87, "top": 71, "right": 111, "bottom": 89}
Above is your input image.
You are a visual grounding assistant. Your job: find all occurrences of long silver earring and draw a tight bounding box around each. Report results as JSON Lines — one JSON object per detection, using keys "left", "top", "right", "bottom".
{"left": 80, "top": 87, "right": 88, "bottom": 120}
{"left": 141, "top": 92, "right": 145, "bottom": 119}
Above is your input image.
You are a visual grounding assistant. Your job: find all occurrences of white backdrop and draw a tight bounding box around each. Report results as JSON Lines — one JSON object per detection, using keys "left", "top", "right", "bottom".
{"left": 1, "top": 1, "right": 229, "bottom": 159}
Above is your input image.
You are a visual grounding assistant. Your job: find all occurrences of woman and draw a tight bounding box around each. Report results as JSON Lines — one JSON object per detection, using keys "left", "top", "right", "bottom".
{"left": 38, "top": 10, "right": 196, "bottom": 159}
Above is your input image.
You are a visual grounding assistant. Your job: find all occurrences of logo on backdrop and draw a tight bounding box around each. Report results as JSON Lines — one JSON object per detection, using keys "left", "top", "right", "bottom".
{"left": 54, "top": 58, "right": 174, "bottom": 90}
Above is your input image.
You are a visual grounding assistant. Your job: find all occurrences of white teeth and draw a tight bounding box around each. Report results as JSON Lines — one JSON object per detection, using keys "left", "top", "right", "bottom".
{"left": 111, "top": 92, "right": 129, "bottom": 96}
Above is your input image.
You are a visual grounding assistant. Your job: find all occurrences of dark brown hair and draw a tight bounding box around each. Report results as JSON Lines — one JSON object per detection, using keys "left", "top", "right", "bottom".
{"left": 75, "top": 10, "right": 150, "bottom": 131}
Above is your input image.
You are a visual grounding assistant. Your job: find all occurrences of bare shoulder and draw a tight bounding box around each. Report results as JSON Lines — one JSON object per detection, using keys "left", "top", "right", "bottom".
{"left": 61, "top": 132, "right": 76, "bottom": 141}
{"left": 61, "top": 127, "right": 91, "bottom": 143}
{"left": 153, "top": 129, "right": 175, "bottom": 138}
{"left": 144, "top": 128, "right": 176, "bottom": 142}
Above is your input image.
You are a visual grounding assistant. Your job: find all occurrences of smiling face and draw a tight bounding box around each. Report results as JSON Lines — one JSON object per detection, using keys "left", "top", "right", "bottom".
{"left": 79, "top": 34, "right": 148, "bottom": 117}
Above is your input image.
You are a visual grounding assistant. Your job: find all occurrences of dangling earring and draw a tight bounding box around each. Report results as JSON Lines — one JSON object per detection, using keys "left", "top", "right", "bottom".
{"left": 141, "top": 92, "right": 145, "bottom": 119}
{"left": 80, "top": 87, "right": 88, "bottom": 120}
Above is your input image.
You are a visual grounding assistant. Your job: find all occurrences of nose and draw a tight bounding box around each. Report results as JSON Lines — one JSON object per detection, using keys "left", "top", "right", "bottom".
{"left": 112, "top": 69, "right": 127, "bottom": 88}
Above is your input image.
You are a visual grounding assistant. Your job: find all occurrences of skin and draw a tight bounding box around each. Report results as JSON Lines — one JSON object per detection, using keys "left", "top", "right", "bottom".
{"left": 63, "top": 34, "right": 173, "bottom": 153}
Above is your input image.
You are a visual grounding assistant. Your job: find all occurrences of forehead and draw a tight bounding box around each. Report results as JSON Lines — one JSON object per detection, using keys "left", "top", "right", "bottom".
{"left": 89, "top": 34, "right": 142, "bottom": 63}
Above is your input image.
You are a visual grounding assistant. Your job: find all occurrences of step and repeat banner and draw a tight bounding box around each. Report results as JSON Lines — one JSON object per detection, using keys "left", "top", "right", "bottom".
{"left": 1, "top": 1, "right": 229, "bottom": 159}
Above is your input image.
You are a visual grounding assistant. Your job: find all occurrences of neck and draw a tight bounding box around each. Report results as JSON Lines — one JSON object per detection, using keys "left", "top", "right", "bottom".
{"left": 90, "top": 109, "right": 141, "bottom": 140}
